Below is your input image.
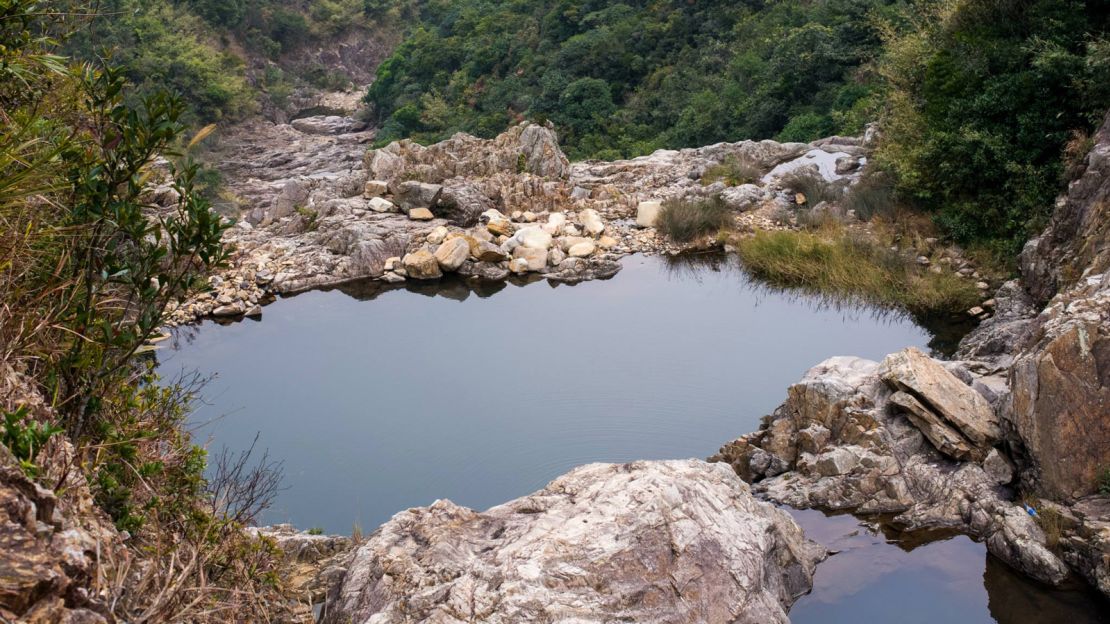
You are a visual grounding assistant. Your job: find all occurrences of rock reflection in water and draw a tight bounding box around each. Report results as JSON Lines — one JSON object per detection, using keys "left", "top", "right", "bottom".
{"left": 787, "top": 507, "right": 1108, "bottom": 624}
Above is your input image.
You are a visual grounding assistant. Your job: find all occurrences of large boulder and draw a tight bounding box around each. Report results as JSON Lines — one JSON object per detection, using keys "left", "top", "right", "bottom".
{"left": 402, "top": 249, "right": 442, "bottom": 280}
{"left": 323, "top": 460, "right": 824, "bottom": 624}
{"left": 365, "top": 122, "right": 570, "bottom": 183}
{"left": 393, "top": 181, "right": 443, "bottom": 214}
{"left": 433, "top": 238, "right": 470, "bottom": 272}
{"left": 711, "top": 355, "right": 1069, "bottom": 586}
{"left": 878, "top": 347, "right": 1001, "bottom": 460}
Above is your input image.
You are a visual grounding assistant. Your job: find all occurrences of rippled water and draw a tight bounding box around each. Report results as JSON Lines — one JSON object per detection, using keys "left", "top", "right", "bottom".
{"left": 157, "top": 253, "right": 1107, "bottom": 623}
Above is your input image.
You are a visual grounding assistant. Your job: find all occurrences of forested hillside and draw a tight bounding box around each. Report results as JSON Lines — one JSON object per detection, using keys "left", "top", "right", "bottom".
{"left": 368, "top": 0, "right": 1110, "bottom": 251}
{"left": 368, "top": 0, "right": 901, "bottom": 159}
{"left": 64, "top": 0, "right": 408, "bottom": 122}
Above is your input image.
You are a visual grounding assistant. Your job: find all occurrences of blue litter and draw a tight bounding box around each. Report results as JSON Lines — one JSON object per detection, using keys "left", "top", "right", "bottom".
{"left": 1023, "top": 504, "right": 1038, "bottom": 517}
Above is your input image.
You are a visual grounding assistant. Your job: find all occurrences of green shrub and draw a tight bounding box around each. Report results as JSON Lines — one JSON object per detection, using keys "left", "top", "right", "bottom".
{"left": 1, "top": 408, "right": 63, "bottom": 477}
{"left": 843, "top": 171, "right": 898, "bottom": 221}
{"left": 876, "top": 0, "right": 1109, "bottom": 252}
{"left": 1099, "top": 467, "right": 1110, "bottom": 495}
{"left": 702, "top": 156, "right": 763, "bottom": 187}
{"left": 656, "top": 196, "right": 733, "bottom": 242}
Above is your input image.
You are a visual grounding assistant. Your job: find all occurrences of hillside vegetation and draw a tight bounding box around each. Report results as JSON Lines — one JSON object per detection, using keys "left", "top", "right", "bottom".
{"left": 64, "top": 0, "right": 407, "bottom": 122}
{"left": 367, "top": 0, "right": 899, "bottom": 159}
{"left": 368, "top": 0, "right": 1109, "bottom": 252}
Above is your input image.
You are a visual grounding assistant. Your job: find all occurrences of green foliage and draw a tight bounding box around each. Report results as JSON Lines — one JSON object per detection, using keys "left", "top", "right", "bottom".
{"left": 64, "top": 0, "right": 394, "bottom": 123}
{"left": 307, "top": 526, "right": 325, "bottom": 535}
{"left": 367, "top": 0, "right": 901, "bottom": 159}
{"left": 53, "top": 65, "right": 229, "bottom": 436}
{"left": 876, "top": 0, "right": 1110, "bottom": 252}
{"left": 702, "top": 156, "right": 763, "bottom": 187}
{"left": 734, "top": 226, "right": 980, "bottom": 317}
{"left": 781, "top": 171, "right": 842, "bottom": 206}
{"left": 1098, "top": 467, "right": 1110, "bottom": 495}
{"left": 1, "top": 408, "right": 64, "bottom": 477}
{"left": 843, "top": 171, "right": 898, "bottom": 221}
{"left": 656, "top": 196, "right": 732, "bottom": 242}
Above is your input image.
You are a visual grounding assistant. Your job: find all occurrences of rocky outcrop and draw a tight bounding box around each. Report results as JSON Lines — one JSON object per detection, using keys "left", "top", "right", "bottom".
{"left": 879, "top": 348, "right": 1001, "bottom": 461}
{"left": 711, "top": 352, "right": 1069, "bottom": 586}
{"left": 174, "top": 116, "right": 887, "bottom": 325}
{"left": 323, "top": 460, "right": 824, "bottom": 624}
{"left": 1020, "top": 112, "right": 1110, "bottom": 305}
{"left": 0, "top": 365, "right": 121, "bottom": 623}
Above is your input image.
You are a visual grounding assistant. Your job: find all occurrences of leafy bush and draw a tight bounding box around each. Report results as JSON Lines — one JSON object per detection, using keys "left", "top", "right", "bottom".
{"left": 656, "top": 196, "right": 733, "bottom": 242}
{"left": 876, "top": 0, "right": 1110, "bottom": 252}
{"left": 1099, "top": 467, "right": 1110, "bottom": 495}
{"left": 843, "top": 171, "right": 898, "bottom": 221}
{"left": 702, "top": 156, "right": 763, "bottom": 187}
{"left": 1, "top": 408, "right": 63, "bottom": 477}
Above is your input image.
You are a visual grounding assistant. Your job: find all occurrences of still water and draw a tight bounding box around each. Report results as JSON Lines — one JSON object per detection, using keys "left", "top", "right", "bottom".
{"left": 158, "top": 254, "right": 1107, "bottom": 623}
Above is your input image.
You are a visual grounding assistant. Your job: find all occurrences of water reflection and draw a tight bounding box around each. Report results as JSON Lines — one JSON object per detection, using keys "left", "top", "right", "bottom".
{"left": 157, "top": 253, "right": 1106, "bottom": 623}
{"left": 788, "top": 508, "right": 1108, "bottom": 624}
{"left": 662, "top": 251, "right": 977, "bottom": 355}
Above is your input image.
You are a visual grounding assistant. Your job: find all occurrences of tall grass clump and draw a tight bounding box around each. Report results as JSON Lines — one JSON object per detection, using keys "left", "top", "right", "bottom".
{"left": 657, "top": 196, "right": 732, "bottom": 242}
{"left": 843, "top": 171, "right": 897, "bottom": 221}
{"left": 780, "top": 170, "right": 841, "bottom": 205}
{"left": 734, "top": 225, "right": 979, "bottom": 316}
{"left": 702, "top": 155, "right": 763, "bottom": 186}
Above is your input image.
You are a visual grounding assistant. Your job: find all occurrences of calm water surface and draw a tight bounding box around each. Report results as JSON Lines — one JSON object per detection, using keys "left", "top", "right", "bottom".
{"left": 158, "top": 254, "right": 1107, "bottom": 623}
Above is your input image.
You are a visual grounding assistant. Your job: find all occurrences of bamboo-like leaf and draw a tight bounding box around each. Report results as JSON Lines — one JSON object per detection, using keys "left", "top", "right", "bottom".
{"left": 187, "top": 124, "right": 217, "bottom": 150}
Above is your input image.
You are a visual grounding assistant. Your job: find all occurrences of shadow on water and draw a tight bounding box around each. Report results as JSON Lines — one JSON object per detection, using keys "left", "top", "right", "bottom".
{"left": 660, "top": 251, "right": 978, "bottom": 356}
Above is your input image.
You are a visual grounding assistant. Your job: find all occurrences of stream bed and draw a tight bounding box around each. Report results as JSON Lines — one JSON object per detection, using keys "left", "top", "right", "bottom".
{"left": 158, "top": 254, "right": 1107, "bottom": 623}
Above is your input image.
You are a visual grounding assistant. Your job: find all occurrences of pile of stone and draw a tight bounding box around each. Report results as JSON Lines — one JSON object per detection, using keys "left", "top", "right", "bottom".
{"left": 378, "top": 206, "right": 623, "bottom": 285}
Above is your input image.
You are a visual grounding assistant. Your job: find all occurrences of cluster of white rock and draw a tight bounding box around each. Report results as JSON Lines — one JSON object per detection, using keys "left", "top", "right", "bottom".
{"left": 381, "top": 206, "right": 623, "bottom": 283}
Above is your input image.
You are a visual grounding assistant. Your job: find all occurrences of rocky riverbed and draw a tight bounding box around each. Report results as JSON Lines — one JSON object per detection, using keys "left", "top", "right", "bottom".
{"left": 136, "top": 105, "right": 1108, "bottom": 621}
{"left": 158, "top": 107, "right": 1002, "bottom": 326}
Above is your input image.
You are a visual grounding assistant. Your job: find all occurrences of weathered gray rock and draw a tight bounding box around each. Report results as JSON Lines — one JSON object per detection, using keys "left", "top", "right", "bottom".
{"left": 291, "top": 115, "right": 366, "bottom": 136}
{"left": 323, "top": 460, "right": 824, "bottom": 624}
{"left": 393, "top": 181, "right": 443, "bottom": 214}
{"left": 711, "top": 355, "right": 1069, "bottom": 586}
{"left": 878, "top": 347, "right": 1001, "bottom": 457}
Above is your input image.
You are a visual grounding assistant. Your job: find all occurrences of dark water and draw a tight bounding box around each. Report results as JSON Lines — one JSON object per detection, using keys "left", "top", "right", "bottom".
{"left": 157, "top": 253, "right": 1107, "bottom": 623}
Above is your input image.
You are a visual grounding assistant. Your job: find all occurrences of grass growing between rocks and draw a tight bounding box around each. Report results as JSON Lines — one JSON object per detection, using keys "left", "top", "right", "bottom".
{"left": 702, "top": 155, "right": 763, "bottom": 186}
{"left": 733, "top": 224, "right": 980, "bottom": 317}
{"left": 657, "top": 196, "right": 733, "bottom": 242}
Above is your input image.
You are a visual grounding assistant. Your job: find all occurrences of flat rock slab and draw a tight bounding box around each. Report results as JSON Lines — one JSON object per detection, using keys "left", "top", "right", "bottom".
{"left": 324, "top": 459, "right": 824, "bottom": 624}
{"left": 878, "top": 347, "right": 1001, "bottom": 453}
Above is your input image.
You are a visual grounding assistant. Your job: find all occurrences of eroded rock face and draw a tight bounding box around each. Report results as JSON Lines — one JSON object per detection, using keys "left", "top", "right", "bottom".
{"left": 946, "top": 112, "right": 1110, "bottom": 599}
{"left": 711, "top": 355, "right": 1069, "bottom": 586}
{"left": 0, "top": 365, "right": 120, "bottom": 623}
{"left": 323, "top": 460, "right": 824, "bottom": 624}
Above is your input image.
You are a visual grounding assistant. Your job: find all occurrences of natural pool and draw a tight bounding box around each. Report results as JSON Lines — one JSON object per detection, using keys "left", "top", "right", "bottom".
{"left": 158, "top": 254, "right": 1108, "bottom": 623}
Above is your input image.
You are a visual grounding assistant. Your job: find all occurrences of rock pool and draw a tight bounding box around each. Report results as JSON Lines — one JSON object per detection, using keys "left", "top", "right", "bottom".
{"left": 158, "top": 254, "right": 1107, "bottom": 623}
